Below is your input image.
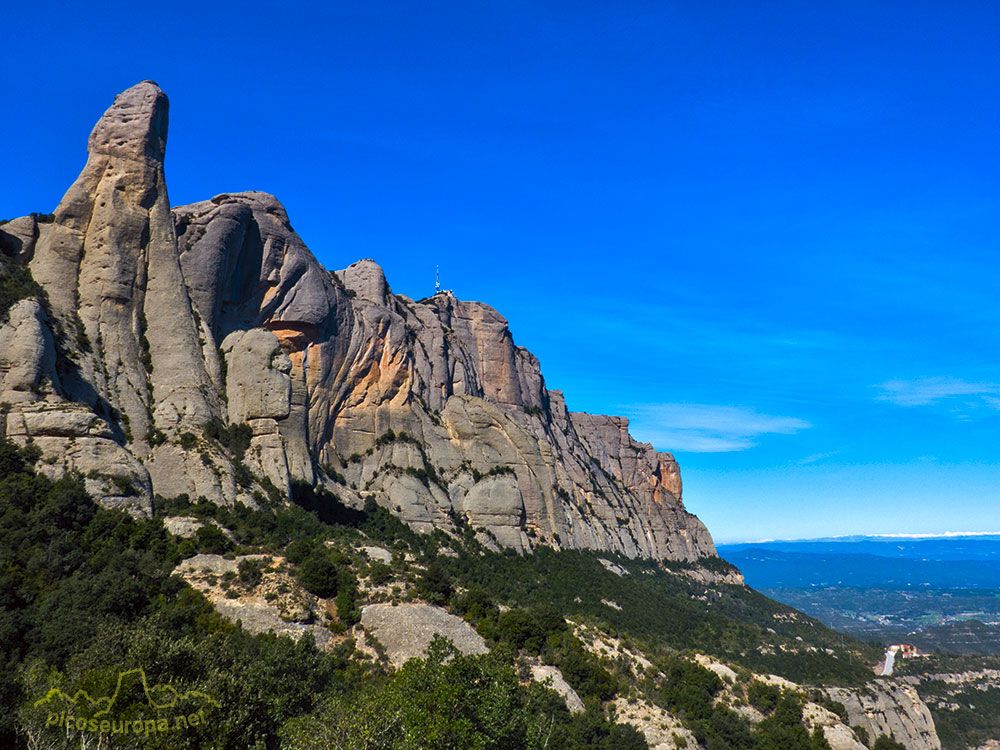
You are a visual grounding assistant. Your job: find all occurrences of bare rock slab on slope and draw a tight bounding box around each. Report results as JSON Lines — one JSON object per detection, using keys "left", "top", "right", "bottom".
{"left": 825, "top": 682, "right": 941, "bottom": 750}
{"left": 174, "top": 554, "right": 331, "bottom": 648}
{"left": 530, "top": 665, "right": 584, "bottom": 714}
{"left": 611, "top": 696, "right": 697, "bottom": 750}
{"left": 802, "top": 702, "right": 868, "bottom": 750}
{"left": 360, "top": 603, "right": 488, "bottom": 667}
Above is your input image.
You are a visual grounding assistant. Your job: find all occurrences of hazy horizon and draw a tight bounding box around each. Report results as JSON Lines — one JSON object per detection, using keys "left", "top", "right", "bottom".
{"left": 717, "top": 531, "right": 1000, "bottom": 546}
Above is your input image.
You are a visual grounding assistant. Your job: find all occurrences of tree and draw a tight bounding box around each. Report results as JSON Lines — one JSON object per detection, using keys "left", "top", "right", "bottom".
{"left": 872, "top": 735, "right": 906, "bottom": 750}
{"left": 747, "top": 681, "right": 781, "bottom": 713}
{"left": 238, "top": 558, "right": 264, "bottom": 588}
{"left": 297, "top": 550, "right": 338, "bottom": 598}
{"left": 415, "top": 561, "right": 452, "bottom": 605}
{"left": 810, "top": 726, "right": 833, "bottom": 750}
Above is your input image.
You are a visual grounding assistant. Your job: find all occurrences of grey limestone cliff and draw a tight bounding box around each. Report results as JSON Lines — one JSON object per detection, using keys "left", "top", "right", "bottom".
{"left": 0, "top": 82, "right": 715, "bottom": 561}
{"left": 826, "top": 681, "right": 941, "bottom": 750}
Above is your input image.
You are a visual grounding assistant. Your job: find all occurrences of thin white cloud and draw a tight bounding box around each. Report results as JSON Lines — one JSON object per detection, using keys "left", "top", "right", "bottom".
{"left": 981, "top": 396, "right": 1000, "bottom": 410}
{"left": 624, "top": 403, "right": 810, "bottom": 453}
{"left": 868, "top": 531, "right": 1000, "bottom": 539}
{"left": 876, "top": 377, "right": 1000, "bottom": 408}
{"left": 798, "top": 450, "right": 841, "bottom": 465}
{"left": 733, "top": 531, "right": 1000, "bottom": 543}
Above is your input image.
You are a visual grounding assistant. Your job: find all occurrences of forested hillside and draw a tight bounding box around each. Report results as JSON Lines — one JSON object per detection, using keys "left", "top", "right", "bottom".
{"left": 2, "top": 436, "right": 924, "bottom": 749}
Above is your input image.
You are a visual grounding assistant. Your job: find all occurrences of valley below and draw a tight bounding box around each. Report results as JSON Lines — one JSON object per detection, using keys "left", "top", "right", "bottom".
{"left": 719, "top": 537, "right": 1000, "bottom": 749}
{"left": 719, "top": 536, "right": 1000, "bottom": 655}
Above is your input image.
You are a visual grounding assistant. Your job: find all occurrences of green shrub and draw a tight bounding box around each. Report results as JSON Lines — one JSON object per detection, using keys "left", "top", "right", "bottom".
{"left": 0, "top": 263, "right": 45, "bottom": 323}
{"left": 658, "top": 656, "right": 723, "bottom": 722}
{"left": 238, "top": 558, "right": 265, "bottom": 588}
{"left": 414, "top": 561, "right": 452, "bottom": 605}
{"left": 752, "top": 691, "right": 814, "bottom": 750}
{"left": 335, "top": 588, "right": 360, "bottom": 627}
{"left": 194, "top": 523, "right": 232, "bottom": 554}
{"left": 872, "top": 736, "right": 906, "bottom": 750}
{"left": 202, "top": 418, "right": 252, "bottom": 461}
{"left": 367, "top": 560, "right": 393, "bottom": 586}
{"left": 454, "top": 586, "right": 498, "bottom": 623}
{"left": 297, "top": 550, "right": 338, "bottom": 598}
{"left": 233, "top": 460, "right": 254, "bottom": 488}
{"left": 138, "top": 313, "right": 153, "bottom": 373}
{"left": 110, "top": 475, "right": 139, "bottom": 497}
{"left": 747, "top": 680, "right": 782, "bottom": 713}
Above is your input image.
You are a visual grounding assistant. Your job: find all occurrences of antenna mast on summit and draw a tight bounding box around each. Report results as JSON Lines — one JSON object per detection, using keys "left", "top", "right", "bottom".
{"left": 435, "top": 265, "right": 441, "bottom": 294}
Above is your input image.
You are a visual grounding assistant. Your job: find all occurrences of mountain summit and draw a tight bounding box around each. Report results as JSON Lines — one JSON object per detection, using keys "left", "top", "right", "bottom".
{"left": 0, "top": 83, "right": 713, "bottom": 560}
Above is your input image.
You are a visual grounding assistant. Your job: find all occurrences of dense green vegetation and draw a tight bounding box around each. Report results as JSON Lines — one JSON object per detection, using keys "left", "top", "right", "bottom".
{"left": 750, "top": 691, "right": 831, "bottom": 750}
{"left": 3, "top": 430, "right": 937, "bottom": 749}
{"left": 0, "top": 436, "right": 360, "bottom": 748}
{"left": 642, "top": 658, "right": 833, "bottom": 750}
{"left": 432, "top": 543, "right": 881, "bottom": 686}
{"left": 0, "top": 439, "right": 646, "bottom": 748}
{"left": 453, "top": 593, "right": 618, "bottom": 702}
{"left": 282, "top": 637, "right": 646, "bottom": 750}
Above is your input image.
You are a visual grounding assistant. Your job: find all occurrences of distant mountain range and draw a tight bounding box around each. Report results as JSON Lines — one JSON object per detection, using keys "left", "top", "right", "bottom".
{"left": 719, "top": 535, "right": 1000, "bottom": 655}
{"left": 718, "top": 536, "right": 1000, "bottom": 588}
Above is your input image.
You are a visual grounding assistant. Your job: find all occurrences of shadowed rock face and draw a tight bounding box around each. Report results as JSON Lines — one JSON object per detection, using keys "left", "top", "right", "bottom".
{"left": 1, "top": 82, "right": 716, "bottom": 560}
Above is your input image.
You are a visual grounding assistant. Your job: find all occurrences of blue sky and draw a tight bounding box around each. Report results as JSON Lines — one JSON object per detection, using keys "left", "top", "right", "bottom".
{"left": 2, "top": 1, "right": 998, "bottom": 542}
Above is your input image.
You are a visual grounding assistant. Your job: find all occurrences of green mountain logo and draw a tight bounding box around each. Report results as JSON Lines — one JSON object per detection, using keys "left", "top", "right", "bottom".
{"left": 34, "top": 668, "right": 220, "bottom": 717}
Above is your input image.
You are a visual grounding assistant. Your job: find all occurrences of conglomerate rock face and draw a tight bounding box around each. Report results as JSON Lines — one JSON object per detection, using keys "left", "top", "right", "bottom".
{"left": 0, "top": 82, "right": 715, "bottom": 560}
{"left": 826, "top": 682, "right": 942, "bottom": 750}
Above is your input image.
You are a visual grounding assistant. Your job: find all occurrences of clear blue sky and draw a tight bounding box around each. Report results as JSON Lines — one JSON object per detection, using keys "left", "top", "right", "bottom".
{"left": 3, "top": 2, "right": 998, "bottom": 543}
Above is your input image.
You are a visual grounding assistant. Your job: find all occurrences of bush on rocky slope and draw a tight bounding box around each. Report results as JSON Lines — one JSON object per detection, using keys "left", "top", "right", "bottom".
{"left": 0, "top": 261, "right": 45, "bottom": 323}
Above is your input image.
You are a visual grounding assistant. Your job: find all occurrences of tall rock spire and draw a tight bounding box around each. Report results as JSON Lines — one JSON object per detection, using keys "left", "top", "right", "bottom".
{"left": 29, "top": 81, "right": 216, "bottom": 449}
{"left": 88, "top": 80, "right": 169, "bottom": 161}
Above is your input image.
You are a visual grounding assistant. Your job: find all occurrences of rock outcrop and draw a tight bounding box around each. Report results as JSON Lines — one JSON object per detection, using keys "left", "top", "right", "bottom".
{"left": 359, "top": 603, "right": 489, "bottom": 666}
{"left": 530, "top": 665, "right": 585, "bottom": 714}
{"left": 0, "top": 82, "right": 716, "bottom": 561}
{"left": 0, "top": 299, "right": 60, "bottom": 404}
{"left": 802, "top": 702, "right": 868, "bottom": 750}
{"left": 826, "top": 681, "right": 941, "bottom": 750}
{"left": 174, "top": 553, "right": 332, "bottom": 648}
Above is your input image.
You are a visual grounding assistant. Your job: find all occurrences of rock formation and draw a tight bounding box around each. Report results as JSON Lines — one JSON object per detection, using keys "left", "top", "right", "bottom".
{"left": 0, "top": 82, "right": 715, "bottom": 560}
{"left": 826, "top": 682, "right": 941, "bottom": 750}
{"left": 359, "top": 603, "right": 489, "bottom": 667}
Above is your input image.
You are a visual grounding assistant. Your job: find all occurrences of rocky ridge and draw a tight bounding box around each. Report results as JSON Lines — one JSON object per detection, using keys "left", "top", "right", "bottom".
{"left": 825, "top": 682, "right": 941, "bottom": 750}
{"left": 0, "top": 82, "right": 714, "bottom": 560}
{"left": 573, "top": 624, "right": 940, "bottom": 750}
